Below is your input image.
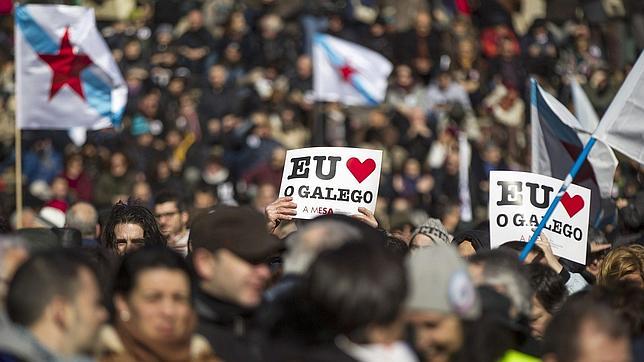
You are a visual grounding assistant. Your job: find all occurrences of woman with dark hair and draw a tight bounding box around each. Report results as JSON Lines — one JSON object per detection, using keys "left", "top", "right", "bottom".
{"left": 97, "top": 246, "right": 220, "bottom": 361}
{"left": 265, "top": 240, "right": 415, "bottom": 362}
{"left": 101, "top": 201, "right": 166, "bottom": 256}
{"left": 308, "top": 242, "right": 409, "bottom": 343}
{"left": 526, "top": 263, "right": 568, "bottom": 339}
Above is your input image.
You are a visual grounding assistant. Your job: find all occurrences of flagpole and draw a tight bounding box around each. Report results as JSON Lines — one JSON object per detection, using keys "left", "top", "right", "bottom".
{"left": 519, "top": 136, "right": 597, "bottom": 261}
{"left": 14, "top": 5, "right": 22, "bottom": 229}
{"left": 14, "top": 126, "right": 22, "bottom": 229}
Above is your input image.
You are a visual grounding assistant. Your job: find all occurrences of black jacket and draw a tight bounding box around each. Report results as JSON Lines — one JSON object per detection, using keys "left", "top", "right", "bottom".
{"left": 195, "top": 291, "right": 262, "bottom": 362}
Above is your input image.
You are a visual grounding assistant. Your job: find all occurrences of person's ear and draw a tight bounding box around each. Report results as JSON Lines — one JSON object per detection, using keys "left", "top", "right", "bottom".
{"left": 193, "top": 248, "right": 216, "bottom": 281}
{"left": 114, "top": 294, "right": 130, "bottom": 322}
{"left": 50, "top": 296, "right": 72, "bottom": 331}
{"left": 181, "top": 211, "right": 189, "bottom": 226}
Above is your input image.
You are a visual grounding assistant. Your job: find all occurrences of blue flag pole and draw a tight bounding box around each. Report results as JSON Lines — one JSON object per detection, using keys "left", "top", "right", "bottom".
{"left": 520, "top": 136, "right": 598, "bottom": 261}
{"left": 521, "top": 78, "right": 599, "bottom": 261}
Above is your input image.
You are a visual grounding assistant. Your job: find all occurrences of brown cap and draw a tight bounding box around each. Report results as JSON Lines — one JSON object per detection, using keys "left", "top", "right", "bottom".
{"left": 189, "top": 205, "right": 283, "bottom": 263}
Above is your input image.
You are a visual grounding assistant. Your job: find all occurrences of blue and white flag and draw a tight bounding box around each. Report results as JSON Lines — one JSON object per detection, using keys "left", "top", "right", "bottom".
{"left": 569, "top": 77, "right": 619, "bottom": 200}
{"left": 313, "top": 34, "right": 392, "bottom": 106}
{"left": 570, "top": 76, "right": 600, "bottom": 132}
{"left": 15, "top": 4, "right": 127, "bottom": 130}
{"left": 531, "top": 81, "right": 617, "bottom": 221}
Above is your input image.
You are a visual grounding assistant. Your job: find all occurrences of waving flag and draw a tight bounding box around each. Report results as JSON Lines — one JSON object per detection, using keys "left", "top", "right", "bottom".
{"left": 568, "top": 77, "right": 619, "bottom": 200}
{"left": 531, "top": 81, "right": 617, "bottom": 220}
{"left": 15, "top": 4, "right": 126, "bottom": 130}
{"left": 570, "top": 76, "right": 600, "bottom": 132}
{"left": 313, "top": 33, "right": 392, "bottom": 106}
{"left": 593, "top": 51, "right": 644, "bottom": 165}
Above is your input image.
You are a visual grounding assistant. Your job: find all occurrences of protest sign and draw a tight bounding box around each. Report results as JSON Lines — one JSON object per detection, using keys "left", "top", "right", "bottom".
{"left": 279, "top": 147, "right": 382, "bottom": 219}
{"left": 489, "top": 171, "right": 591, "bottom": 264}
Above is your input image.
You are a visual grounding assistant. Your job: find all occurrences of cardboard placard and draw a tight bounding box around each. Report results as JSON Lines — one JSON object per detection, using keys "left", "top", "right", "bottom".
{"left": 278, "top": 147, "right": 382, "bottom": 219}
{"left": 489, "top": 171, "right": 591, "bottom": 264}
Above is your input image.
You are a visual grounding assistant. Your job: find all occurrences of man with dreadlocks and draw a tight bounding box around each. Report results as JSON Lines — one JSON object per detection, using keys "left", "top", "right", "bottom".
{"left": 101, "top": 201, "right": 166, "bottom": 255}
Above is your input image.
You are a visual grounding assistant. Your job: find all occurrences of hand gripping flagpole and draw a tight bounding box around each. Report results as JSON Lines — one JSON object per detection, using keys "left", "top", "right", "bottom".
{"left": 520, "top": 80, "right": 598, "bottom": 261}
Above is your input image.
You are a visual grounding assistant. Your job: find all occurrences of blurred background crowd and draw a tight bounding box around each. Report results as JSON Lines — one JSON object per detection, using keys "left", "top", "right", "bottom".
{"left": 0, "top": 1, "right": 642, "bottom": 362}
{"left": 0, "top": 0, "right": 642, "bottom": 240}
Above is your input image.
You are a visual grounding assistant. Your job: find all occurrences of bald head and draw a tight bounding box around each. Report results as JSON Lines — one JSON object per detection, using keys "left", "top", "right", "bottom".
{"left": 65, "top": 202, "right": 98, "bottom": 239}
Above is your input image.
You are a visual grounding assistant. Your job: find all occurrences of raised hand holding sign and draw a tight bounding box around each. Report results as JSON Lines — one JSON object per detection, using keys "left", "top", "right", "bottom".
{"left": 278, "top": 147, "right": 383, "bottom": 219}
{"left": 489, "top": 171, "right": 591, "bottom": 265}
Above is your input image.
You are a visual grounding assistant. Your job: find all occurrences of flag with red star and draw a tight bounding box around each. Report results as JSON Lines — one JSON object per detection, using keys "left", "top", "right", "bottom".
{"left": 313, "top": 34, "right": 392, "bottom": 106}
{"left": 15, "top": 4, "right": 126, "bottom": 130}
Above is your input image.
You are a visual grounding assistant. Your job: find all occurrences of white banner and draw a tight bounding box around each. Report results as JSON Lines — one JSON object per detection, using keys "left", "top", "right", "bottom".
{"left": 278, "top": 147, "right": 382, "bottom": 219}
{"left": 489, "top": 171, "right": 590, "bottom": 264}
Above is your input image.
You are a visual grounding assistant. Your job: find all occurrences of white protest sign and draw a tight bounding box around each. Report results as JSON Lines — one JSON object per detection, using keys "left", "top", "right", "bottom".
{"left": 279, "top": 147, "right": 382, "bottom": 219}
{"left": 489, "top": 171, "right": 591, "bottom": 264}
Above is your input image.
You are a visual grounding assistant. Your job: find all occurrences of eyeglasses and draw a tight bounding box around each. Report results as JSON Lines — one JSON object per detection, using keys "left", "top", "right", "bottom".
{"left": 155, "top": 210, "right": 180, "bottom": 219}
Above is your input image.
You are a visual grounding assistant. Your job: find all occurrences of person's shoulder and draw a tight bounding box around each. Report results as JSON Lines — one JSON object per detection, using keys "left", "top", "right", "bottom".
{"left": 0, "top": 323, "right": 51, "bottom": 362}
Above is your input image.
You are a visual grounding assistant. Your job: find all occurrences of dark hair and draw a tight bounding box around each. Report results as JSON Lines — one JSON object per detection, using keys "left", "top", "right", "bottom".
{"left": 101, "top": 201, "right": 166, "bottom": 251}
{"left": 459, "top": 286, "right": 520, "bottom": 362}
{"left": 526, "top": 263, "right": 567, "bottom": 315}
{"left": 6, "top": 248, "right": 97, "bottom": 326}
{"left": 305, "top": 241, "right": 407, "bottom": 343}
{"left": 499, "top": 240, "right": 545, "bottom": 263}
{"left": 0, "top": 215, "right": 10, "bottom": 234}
{"left": 451, "top": 229, "right": 490, "bottom": 252}
{"left": 154, "top": 190, "right": 186, "bottom": 212}
{"left": 76, "top": 246, "right": 119, "bottom": 306}
{"left": 193, "top": 184, "right": 217, "bottom": 203}
{"left": 384, "top": 234, "right": 410, "bottom": 257}
{"left": 543, "top": 293, "right": 629, "bottom": 362}
{"left": 468, "top": 248, "right": 523, "bottom": 268}
{"left": 113, "top": 245, "right": 195, "bottom": 302}
{"left": 589, "top": 281, "right": 644, "bottom": 337}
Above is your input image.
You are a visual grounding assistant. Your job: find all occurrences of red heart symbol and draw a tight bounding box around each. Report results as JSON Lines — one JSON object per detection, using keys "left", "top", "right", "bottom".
{"left": 346, "top": 157, "right": 376, "bottom": 183}
{"left": 561, "top": 192, "right": 584, "bottom": 218}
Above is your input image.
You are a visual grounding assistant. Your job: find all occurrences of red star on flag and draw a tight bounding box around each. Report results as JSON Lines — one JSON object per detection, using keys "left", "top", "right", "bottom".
{"left": 37, "top": 27, "right": 93, "bottom": 100}
{"left": 339, "top": 63, "right": 356, "bottom": 82}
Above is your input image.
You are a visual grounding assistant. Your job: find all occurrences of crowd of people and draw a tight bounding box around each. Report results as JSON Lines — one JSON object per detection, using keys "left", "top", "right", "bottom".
{"left": 0, "top": 192, "right": 642, "bottom": 362}
{"left": 0, "top": 0, "right": 643, "bottom": 361}
{"left": 0, "top": 191, "right": 644, "bottom": 362}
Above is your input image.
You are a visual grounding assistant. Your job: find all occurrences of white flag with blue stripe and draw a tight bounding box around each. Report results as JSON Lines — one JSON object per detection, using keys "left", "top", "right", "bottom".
{"left": 313, "top": 34, "right": 392, "bottom": 106}
{"left": 531, "top": 81, "right": 617, "bottom": 222}
{"left": 15, "top": 4, "right": 127, "bottom": 130}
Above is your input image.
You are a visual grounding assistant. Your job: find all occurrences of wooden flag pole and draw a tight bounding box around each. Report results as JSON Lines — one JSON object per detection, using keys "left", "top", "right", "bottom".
{"left": 15, "top": 125, "right": 22, "bottom": 229}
